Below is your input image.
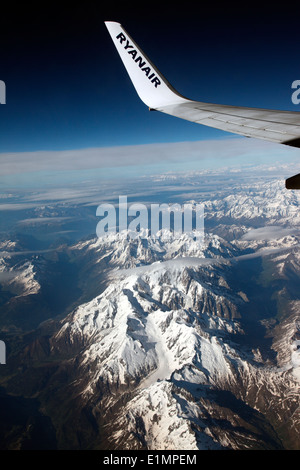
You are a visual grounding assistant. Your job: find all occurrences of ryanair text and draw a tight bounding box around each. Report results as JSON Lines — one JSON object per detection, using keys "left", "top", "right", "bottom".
{"left": 116, "top": 32, "right": 161, "bottom": 88}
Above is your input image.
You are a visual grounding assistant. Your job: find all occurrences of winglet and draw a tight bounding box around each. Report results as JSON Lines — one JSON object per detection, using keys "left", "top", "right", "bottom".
{"left": 105, "top": 21, "right": 187, "bottom": 109}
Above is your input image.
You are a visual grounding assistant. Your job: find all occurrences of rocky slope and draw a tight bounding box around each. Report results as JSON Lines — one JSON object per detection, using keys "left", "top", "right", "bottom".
{"left": 1, "top": 177, "right": 300, "bottom": 450}
{"left": 48, "top": 228, "right": 300, "bottom": 450}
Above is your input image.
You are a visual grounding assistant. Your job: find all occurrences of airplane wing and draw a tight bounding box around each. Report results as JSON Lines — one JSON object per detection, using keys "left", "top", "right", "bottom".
{"left": 105, "top": 21, "right": 300, "bottom": 189}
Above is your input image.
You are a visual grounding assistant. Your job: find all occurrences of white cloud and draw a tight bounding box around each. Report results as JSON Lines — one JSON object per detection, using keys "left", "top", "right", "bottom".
{"left": 0, "top": 138, "right": 298, "bottom": 176}
{"left": 17, "top": 217, "right": 72, "bottom": 225}
{"left": 241, "top": 226, "right": 295, "bottom": 241}
{"left": 0, "top": 203, "right": 41, "bottom": 211}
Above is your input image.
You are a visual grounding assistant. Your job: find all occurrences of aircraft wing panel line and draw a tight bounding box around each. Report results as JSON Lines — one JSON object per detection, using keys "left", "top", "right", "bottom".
{"left": 157, "top": 102, "right": 300, "bottom": 146}
{"left": 157, "top": 103, "right": 300, "bottom": 144}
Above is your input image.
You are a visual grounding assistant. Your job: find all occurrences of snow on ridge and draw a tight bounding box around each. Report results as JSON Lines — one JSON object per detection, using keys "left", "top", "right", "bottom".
{"left": 51, "top": 176, "right": 300, "bottom": 450}
{"left": 204, "top": 179, "right": 300, "bottom": 223}
{"left": 0, "top": 260, "right": 41, "bottom": 296}
{"left": 55, "top": 245, "right": 243, "bottom": 394}
{"left": 112, "top": 381, "right": 200, "bottom": 450}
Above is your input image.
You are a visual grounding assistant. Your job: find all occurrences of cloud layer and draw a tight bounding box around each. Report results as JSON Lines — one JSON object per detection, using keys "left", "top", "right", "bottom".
{"left": 0, "top": 138, "right": 299, "bottom": 176}
{"left": 242, "top": 226, "right": 295, "bottom": 241}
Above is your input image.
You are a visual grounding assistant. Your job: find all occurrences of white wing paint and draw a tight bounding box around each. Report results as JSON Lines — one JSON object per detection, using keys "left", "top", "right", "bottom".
{"left": 105, "top": 22, "right": 300, "bottom": 188}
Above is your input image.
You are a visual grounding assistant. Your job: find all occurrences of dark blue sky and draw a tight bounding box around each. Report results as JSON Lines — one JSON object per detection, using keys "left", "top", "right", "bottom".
{"left": 1, "top": 2, "right": 300, "bottom": 152}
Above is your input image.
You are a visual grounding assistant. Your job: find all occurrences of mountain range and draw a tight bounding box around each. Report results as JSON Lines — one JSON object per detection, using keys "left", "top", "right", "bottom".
{"left": 0, "top": 177, "right": 299, "bottom": 450}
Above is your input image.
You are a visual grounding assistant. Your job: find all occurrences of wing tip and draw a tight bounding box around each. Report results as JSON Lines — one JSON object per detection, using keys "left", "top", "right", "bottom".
{"left": 104, "top": 21, "right": 121, "bottom": 27}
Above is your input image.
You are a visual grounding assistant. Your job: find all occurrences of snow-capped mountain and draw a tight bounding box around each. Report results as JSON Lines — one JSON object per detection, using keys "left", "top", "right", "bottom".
{"left": 0, "top": 257, "right": 41, "bottom": 297}
{"left": 50, "top": 229, "right": 300, "bottom": 450}
{"left": 205, "top": 179, "right": 300, "bottom": 225}
{"left": 73, "top": 229, "right": 238, "bottom": 268}
{"left": 1, "top": 176, "right": 300, "bottom": 450}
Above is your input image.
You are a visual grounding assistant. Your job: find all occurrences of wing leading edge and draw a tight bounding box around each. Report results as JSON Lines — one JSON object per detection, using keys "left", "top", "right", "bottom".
{"left": 105, "top": 21, "right": 300, "bottom": 188}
